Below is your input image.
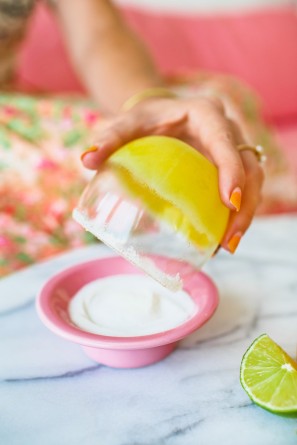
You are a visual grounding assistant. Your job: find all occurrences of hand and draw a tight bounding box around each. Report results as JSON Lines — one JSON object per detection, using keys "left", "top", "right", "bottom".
{"left": 81, "top": 96, "right": 264, "bottom": 254}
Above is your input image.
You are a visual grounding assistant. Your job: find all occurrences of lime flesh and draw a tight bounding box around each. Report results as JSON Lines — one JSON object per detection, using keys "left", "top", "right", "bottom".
{"left": 240, "top": 334, "right": 297, "bottom": 414}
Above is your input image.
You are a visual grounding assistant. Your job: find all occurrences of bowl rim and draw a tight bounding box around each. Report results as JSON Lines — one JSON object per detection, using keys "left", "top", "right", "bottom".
{"left": 36, "top": 256, "right": 219, "bottom": 350}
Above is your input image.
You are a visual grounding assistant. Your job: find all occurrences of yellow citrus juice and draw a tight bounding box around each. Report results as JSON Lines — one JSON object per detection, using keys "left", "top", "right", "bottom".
{"left": 108, "top": 135, "right": 229, "bottom": 253}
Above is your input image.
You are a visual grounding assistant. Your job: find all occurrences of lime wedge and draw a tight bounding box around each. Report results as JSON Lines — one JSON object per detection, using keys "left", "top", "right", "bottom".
{"left": 240, "top": 334, "right": 297, "bottom": 414}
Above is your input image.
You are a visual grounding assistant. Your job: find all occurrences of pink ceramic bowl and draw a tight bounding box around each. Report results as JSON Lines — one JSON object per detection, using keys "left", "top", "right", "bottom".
{"left": 36, "top": 256, "right": 219, "bottom": 368}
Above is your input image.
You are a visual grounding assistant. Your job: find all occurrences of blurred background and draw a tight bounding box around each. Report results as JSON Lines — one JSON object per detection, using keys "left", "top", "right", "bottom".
{"left": 1, "top": 0, "right": 297, "bottom": 277}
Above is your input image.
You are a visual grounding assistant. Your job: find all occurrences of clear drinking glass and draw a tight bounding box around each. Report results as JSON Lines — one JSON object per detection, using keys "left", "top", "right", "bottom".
{"left": 73, "top": 136, "right": 229, "bottom": 291}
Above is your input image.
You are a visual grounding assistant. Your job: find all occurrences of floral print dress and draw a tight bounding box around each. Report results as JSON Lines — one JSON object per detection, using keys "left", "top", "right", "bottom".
{"left": 0, "top": 94, "right": 100, "bottom": 276}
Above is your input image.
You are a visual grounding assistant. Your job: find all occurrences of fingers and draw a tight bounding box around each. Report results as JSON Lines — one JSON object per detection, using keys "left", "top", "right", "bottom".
{"left": 188, "top": 100, "right": 246, "bottom": 212}
{"left": 81, "top": 107, "right": 187, "bottom": 170}
{"left": 220, "top": 150, "right": 264, "bottom": 253}
{"left": 189, "top": 100, "right": 264, "bottom": 254}
{"left": 80, "top": 96, "right": 264, "bottom": 258}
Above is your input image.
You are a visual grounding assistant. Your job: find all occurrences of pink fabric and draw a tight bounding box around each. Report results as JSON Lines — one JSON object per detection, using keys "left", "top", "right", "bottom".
{"left": 16, "top": 4, "right": 297, "bottom": 122}
{"left": 121, "top": 6, "right": 297, "bottom": 122}
{"left": 16, "top": 4, "right": 85, "bottom": 94}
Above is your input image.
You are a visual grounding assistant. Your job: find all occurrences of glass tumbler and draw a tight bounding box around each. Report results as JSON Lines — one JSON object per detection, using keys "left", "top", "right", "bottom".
{"left": 73, "top": 136, "right": 230, "bottom": 290}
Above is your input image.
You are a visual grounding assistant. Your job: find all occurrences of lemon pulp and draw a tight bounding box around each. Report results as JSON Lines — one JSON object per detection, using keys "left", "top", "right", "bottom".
{"left": 108, "top": 136, "right": 229, "bottom": 251}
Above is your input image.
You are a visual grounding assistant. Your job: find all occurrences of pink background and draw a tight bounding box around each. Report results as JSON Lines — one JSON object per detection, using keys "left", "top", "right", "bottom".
{"left": 16, "top": 3, "right": 297, "bottom": 122}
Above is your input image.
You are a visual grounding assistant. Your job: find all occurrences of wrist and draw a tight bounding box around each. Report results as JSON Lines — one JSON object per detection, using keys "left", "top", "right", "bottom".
{"left": 121, "top": 87, "right": 177, "bottom": 112}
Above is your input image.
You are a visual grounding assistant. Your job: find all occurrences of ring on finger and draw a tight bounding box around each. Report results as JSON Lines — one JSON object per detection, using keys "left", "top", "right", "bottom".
{"left": 237, "top": 144, "right": 266, "bottom": 164}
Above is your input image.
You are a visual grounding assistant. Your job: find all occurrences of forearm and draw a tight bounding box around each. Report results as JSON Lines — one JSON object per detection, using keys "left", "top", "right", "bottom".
{"left": 55, "top": 0, "right": 163, "bottom": 113}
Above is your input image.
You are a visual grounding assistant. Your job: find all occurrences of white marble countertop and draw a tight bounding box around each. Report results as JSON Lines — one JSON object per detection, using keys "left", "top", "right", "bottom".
{"left": 1, "top": 215, "right": 297, "bottom": 445}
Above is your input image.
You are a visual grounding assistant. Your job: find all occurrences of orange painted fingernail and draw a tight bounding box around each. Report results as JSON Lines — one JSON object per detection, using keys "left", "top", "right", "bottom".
{"left": 230, "top": 187, "right": 242, "bottom": 212}
{"left": 227, "top": 232, "right": 242, "bottom": 254}
{"left": 80, "top": 146, "right": 98, "bottom": 161}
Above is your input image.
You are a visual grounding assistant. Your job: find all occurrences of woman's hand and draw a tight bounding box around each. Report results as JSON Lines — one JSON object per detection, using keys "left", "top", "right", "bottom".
{"left": 81, "top": 96, "right": 264, "bottom": 254}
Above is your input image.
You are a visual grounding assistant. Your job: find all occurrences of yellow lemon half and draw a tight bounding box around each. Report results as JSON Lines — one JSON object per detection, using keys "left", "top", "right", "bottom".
{"left": 108, "top": 136, "right": 229, "bottom": 250}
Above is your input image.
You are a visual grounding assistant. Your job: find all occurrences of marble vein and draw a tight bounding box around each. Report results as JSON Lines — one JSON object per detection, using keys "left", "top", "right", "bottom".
{"left": 4, "top": 364, "right": 101, "bottom": 383}
{"left": 1, "top": 215, "right": 297, "bottom": 445}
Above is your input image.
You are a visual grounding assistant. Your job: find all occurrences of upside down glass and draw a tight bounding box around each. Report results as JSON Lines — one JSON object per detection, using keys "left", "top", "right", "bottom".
{"left": 73, "top": 136, "right": 230, "bottom": 291}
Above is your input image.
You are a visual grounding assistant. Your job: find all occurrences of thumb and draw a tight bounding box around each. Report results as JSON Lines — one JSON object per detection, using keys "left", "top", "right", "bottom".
{"left": 81, "top": 115, "right": 137, "bottom": 169}
{"left": 81, "top": 108, "right": 187, "bottom": 170}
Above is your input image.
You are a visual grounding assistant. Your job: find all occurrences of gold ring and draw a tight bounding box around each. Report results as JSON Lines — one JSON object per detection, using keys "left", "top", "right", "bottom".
{"left": 237, "top": 144, "right": 266, "bottom": 164}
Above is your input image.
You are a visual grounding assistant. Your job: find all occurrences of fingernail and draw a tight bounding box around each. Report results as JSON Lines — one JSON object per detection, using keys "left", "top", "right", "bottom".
{"left": 230, "top": 187, "right": 242, "bottom": 212}
{"left": 212, "top": 245, "right": 221, "bottom": 257}
{"left": 227, "top": 232, "right": 242, "bottom": 254}
{"left": 80, "top": 146, "right": 98, "bottom": 161}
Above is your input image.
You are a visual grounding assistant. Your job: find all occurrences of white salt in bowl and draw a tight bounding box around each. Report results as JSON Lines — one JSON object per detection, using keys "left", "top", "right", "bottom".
{"left": 36, "top": 256, "right": 218, "bottom": 368}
